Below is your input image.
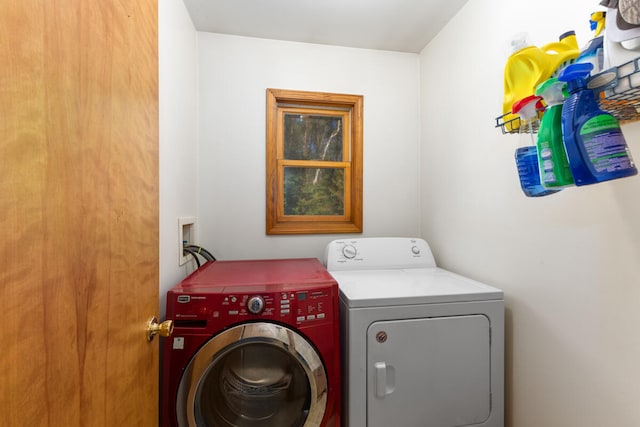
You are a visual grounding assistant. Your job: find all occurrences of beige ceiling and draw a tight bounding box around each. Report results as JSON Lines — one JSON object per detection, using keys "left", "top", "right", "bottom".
{"left": 182, "top": 0, "right": 469, "bottom": 53}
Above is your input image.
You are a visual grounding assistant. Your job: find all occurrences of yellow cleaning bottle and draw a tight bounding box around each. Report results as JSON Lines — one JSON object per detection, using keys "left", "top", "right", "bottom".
{"left": 502, "top": 32, "right": 580, "bottom": 132}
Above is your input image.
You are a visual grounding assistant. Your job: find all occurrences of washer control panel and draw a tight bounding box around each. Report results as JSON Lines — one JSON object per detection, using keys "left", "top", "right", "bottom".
{"left": 170, "top": 286, "right": 335, "bottom": 326}
{"left": 324, "top": 237, "right": 436, "bottom": 271}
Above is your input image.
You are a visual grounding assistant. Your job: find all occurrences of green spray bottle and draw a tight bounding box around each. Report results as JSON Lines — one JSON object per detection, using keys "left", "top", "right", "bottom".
{"left": 535, "top": 78, "right": 574, "bottom": 188}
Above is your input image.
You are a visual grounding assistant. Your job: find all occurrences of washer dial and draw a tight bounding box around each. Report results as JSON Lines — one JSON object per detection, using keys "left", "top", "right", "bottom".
{"left": 247, "top": 296, "right": 265, "bottom": 314}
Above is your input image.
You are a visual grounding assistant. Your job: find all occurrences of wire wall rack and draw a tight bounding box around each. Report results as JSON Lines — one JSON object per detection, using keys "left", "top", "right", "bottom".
{"left": 495, "top": 57, "right": 640, "bottom": 134}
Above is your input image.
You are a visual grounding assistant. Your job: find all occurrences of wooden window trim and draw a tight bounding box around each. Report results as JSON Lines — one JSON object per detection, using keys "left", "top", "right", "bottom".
{"left": 266, "top": 88, "right": 363, "bottom": 235}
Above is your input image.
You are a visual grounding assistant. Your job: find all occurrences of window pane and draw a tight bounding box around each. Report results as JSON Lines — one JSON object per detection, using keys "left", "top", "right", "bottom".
{"left": 283, "top": 114, "right": 343, "bottom": 161}
{"left": 284, "top": 167, "right": 344, "bottom": 216}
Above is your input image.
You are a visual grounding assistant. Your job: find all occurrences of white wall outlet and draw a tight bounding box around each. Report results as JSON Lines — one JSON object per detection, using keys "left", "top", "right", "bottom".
{"left": 178, "top": 216, "right": 197, "bottom": 266}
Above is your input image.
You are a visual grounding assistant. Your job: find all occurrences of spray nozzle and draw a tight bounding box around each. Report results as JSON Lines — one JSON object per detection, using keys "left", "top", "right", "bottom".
{"left": 512, "top": 95, "right": 542, "bottom": 120}
{"left": 558, "top": 62, "right": 594, "bottom": 83}
{"left": 590, "top": 11, "right": 606, "bottom": 37}
{"left": 535, "top": 78, "right": 566, "bottom": 106}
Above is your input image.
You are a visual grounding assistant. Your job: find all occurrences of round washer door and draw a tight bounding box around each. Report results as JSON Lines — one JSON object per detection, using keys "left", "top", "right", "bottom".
{"left": 176, "top": 322, "right": 328, "bottom": 427}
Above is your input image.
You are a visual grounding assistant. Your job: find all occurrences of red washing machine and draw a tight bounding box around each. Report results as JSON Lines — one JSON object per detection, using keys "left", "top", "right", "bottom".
{"left": 161, "top": 258, "right": 341, "bottom": 427}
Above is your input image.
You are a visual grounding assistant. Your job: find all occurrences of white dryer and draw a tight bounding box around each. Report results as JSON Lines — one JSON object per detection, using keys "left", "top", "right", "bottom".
{"left": 325, "top": 237, "right": 504, "bottom": 427}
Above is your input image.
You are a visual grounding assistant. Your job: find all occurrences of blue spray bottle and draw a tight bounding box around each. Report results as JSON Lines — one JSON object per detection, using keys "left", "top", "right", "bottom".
{"left": 512, "top": 95, "right": 561, "bottom": 197}
{"left": 558, "top": 62, "right": 637, "bottom": 185}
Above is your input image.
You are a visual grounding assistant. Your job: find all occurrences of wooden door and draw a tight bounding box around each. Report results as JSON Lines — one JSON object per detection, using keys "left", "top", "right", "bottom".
{"left": 0, "top": 1, "right": 159, "bottom": 426}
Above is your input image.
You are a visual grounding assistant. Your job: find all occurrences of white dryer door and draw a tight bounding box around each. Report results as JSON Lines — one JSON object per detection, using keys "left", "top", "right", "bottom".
{"left": 367, "top": 315, "right": 492, "bottom": 427}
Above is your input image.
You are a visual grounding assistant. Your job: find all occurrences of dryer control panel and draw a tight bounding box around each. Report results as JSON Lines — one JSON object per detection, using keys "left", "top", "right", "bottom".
{"left": 325, "top": 237, "right": 436, "bottom": 271}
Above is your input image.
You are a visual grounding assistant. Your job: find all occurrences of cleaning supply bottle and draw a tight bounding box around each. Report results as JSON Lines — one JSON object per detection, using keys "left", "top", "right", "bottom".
{"left": 575, "top": 11, "right": 605, "bottom": 75}
{"left": 558, "top": 62, "right": 637, "bottom": 185}
{"left": 591, "top": 10, "right": 606, "bottom": 38}
{"left": 502, "top": 32, "right": 580, "bottom": 132}
{"left": 511, "top": 95, "right": 561, "bottom": 197}
{"left": 535, "top": 78, "right": 574, "bottom": 188}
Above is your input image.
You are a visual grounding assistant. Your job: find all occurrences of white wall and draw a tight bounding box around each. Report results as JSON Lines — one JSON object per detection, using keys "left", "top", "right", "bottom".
{"left": 158, "top": 0, "right": 199, "bottom": 317}
{"left": 420, "top": 1, "right": 640, "bottom": 426}
{"left": 196, "top": 33, "right": 422, "bottom": 261}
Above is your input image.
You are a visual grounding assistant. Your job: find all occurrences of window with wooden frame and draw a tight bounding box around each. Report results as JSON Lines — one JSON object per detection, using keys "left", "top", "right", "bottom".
{"left": 266, "top": 89, "right": 363, "bottom": 235}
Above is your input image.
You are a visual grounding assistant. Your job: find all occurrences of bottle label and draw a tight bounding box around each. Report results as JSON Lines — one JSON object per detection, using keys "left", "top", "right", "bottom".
{"left": 515, "top": 146, "right": 557, "bottom": 197}
{"left": 537, "top": 143, "right": 557, "bottom": 183}
{"left": 580, "top": 114, "right": 634, "bottom": 173}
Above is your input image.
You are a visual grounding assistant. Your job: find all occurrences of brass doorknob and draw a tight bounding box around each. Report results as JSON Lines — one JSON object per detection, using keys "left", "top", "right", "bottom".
{"left": 146, "top": 316, "right": 173, "bottom": 342}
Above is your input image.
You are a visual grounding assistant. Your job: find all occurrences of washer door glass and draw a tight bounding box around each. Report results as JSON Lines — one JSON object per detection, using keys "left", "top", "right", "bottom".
{"left": 176, "top": 322, "right": 328, "bottom": 427}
